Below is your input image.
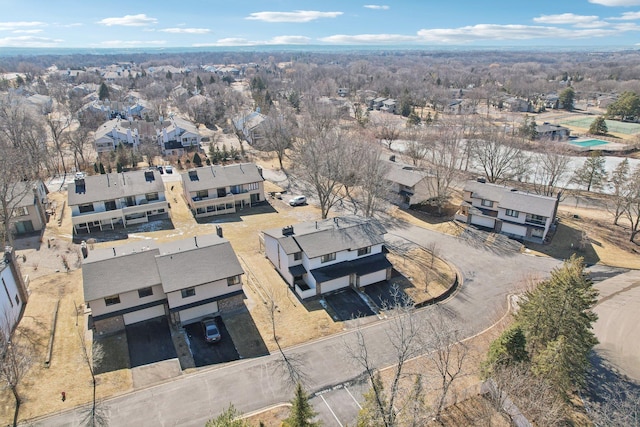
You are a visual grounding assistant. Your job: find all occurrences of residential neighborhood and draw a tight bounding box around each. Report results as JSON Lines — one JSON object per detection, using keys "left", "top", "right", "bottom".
{"left": 1, "top": 36, "right": 640, "bottom": 427}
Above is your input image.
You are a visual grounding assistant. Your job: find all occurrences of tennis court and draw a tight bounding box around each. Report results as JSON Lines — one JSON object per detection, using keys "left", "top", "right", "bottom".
{"left": 559, "top": 117, "right": 640, "bottom": 135}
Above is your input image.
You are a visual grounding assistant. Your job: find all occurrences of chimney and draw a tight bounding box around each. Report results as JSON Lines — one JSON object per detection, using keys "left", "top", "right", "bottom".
{"left": 81, "top": 241, "right": 88, "bottom": 259}
{"left": 194, "top": 236, "right": 198, "bottom": 247}
{"left": 3, "top": 246, "right": 28, "bottom": 306}
{"left": 216, "top": 225, "right": 223, "bottom": 238}
{"left": 282, "top": 225, "right": 294, "bottom": 236}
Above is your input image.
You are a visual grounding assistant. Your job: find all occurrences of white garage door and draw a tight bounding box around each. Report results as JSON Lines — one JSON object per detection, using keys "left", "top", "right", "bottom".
{"left": 123, "top": 305, "right": 165, "bottom": 325}
{"left": 178, "top": 301, "right": 219, "bottom": 325}
{"left": 321, "top": 277, "right": 349, "bottom": 294}
{"left": 471, "top": 215, "right": 495, "bottom": 229}
{"left": 359, "top": 269, "right": 388, "bottom": 287}
{"left": 501, "top": 222, "right": 526, "bottom": 237}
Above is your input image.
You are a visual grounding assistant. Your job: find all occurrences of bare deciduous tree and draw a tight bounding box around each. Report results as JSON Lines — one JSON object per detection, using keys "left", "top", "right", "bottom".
{"left": 470, "top": 129, "right": 527, "bottom": 184}
{"left": 78, "top": 327, "right": 107, "bottom": 426}
{"left": 256, "top": 108, "right": 296, "bottom": 171}
{"left": 0, "top": 314, "right": 33, "bottom": 427}
{"left": 530, "top": 148, "right": 571, "bottom": 197}
{"left": 372, "top": 113, "right": 402, "bottom": 151}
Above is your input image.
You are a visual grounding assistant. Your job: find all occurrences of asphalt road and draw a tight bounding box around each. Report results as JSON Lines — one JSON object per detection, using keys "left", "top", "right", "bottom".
{"left": 33, "top": 222, "right": 619, "bottom": 427}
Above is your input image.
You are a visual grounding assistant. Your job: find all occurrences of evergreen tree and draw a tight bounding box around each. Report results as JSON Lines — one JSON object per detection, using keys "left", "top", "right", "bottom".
{"left": 166, "top": 70, "right": 172, "bottom": 80}
{"left": 282, "top": 383, "right": 319, "bottom": 427}
{"left": 589, "top": 116, "right": 608, "bottom": 135}
{"left": 209, "top": 75, "right": 216, "bottom": 85}
{"left": 559, "top": 87, "right": 575, "bottom": 111}
{"left": 572, "top": 151, "right": 607, "bottom": 192}
{"left": 205, "top": 404, "right": 250, "bottom": 427}
{"left": 357, "top": 373, "right": 389, "bottom": 427}
{"left": 99, "top": 163, "right": 106, "bottom": 174}
{"left": 606, "top": 91, "right": 640, "bottom": 121}
{"left": 98, "top": 82, "right": 110, "bottom": 101}
{"left": 515, "top": 255, "right": 598, "bottom": 394}
{"left": 196, "top": 76, "right": 204, "bottom": 92}
{"left": 193, "top": 152, "right": 202, "bottom": 167}
{"left": 484, "top": 324, "right": 529, "bottom": 373}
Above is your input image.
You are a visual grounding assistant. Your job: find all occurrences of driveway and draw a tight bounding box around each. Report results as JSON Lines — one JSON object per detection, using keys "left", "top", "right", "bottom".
{"left": 125, "top": 317, "right": 178, "bottom": 368}
{"left": 184, "top": 317, "right": 240, "bottom": 367}
{"left": 363, "top": 281, "right": 413, "bottom": 309}
{"left": 323, "top": 288, "right": 376, "bottom": 321}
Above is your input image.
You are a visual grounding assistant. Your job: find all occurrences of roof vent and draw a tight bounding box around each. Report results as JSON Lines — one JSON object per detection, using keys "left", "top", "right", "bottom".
{"left": 282, "top": 225, "right": 294, "bottom": 236}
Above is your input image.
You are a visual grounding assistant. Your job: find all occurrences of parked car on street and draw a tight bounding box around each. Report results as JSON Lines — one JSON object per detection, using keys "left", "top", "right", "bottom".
{"left": 201, "top": 317, "right": 221, "bottom": 343}
{"left": 165, "top": 165, "right": 173, "bottom": 174}
{"left": 289, "top": 195, "right": 306, "bottom": 206}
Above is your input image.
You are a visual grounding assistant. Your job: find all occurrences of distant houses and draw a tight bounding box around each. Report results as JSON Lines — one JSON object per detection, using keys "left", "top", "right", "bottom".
{"left": 8, "top": 180, "right": 49, "bottom": 237}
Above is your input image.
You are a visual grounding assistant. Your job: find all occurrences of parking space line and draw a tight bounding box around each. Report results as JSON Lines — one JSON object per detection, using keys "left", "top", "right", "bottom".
{"left": 320, "top": 394, "right": 344, "bottom": 427}
{"left": 344, "top": 386, "right": 362, "bottom": 409}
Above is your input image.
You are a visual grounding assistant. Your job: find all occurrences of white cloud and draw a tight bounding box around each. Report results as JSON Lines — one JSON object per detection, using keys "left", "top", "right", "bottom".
{"left": 12, "top": 29, "right": 43, "bottom": 34}
{"left": 533, "top": 13, "right": 600, "bottom": 25}
{"left": 160, "top": 28, "right": 210, "bottom": 34}
{"left": 0, "top": 36, "right": 62, "bottom": 47}
{"left": 194, "top": 35, "right": 312, "bottom": 47}
{"left": 364, "top": 5, "right": 390, "bottom": 10}
{"left": 98, "top": 40, "right": 166, "bottom": 47}
{"left": 0, "top": 21, "right": 45, "bottom": 31}
{"left": 98, "top": 14, "right": 157, "bottom": 27}
{"left": 589, "top": 0, "right": 640, "bottom": 5}
{"left": 610, "top": 11, "right": 640, "bottom": 19}
{"left": 416, "top": 24, "right": 619, "bottom": 43}
{"left": 246, "top": 10, "right": 342, "bottom": 23}
{"left": 320, "top": 34, "right": 419, "bottom": 44}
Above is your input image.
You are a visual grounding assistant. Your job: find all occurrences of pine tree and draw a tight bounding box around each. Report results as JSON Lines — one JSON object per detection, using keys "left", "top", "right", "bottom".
{"left": 193, "top": 152, "right": 202, "bottom": 167}
{"left": 515, "top": 255, "right": 598, "bottom": 394}
{"left": 589, "top": 116, "right": 608, "bottom": 135}
{"left": 282, "top": 383, "right": 319, "bottom": 427}
{"left": 357, "top": 373, "right": 389, "bottom": 427}
{"left": 205, "top": 404, "right": 250, "bottom": 427}
{"left": 484, "top": 324, "right": 529, "bottom": 373}
{"left": 559, "top": 87, "right": 575, "bottom": 111}
{"left": 99, "top": 163, "right": 106, "bottom": 174}
{"left": 196, "top": 76, "right": 204, "bottom": 92}
{"left": 572, "top": 151, "right": 607, "bottom": 192}
{"left": 98, "top": 82, "right": 110, "bottom": 101}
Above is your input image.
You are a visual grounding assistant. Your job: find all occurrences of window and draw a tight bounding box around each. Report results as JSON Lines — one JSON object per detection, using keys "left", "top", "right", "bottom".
{"left": 505, "top": 209, "right": 519, "bottom": 218}
{"left": 104, "top": 295, "right": 121, "bottom": 306}
{"left": 294, "top": 252, "right": 302, "bottom": 261}
{"left": 247, "top": 182, "right": 259, "bottom": 191}
{"left": 357, "top": 247, "right": 371, "bottom": 256}
{"left": 146, "top": 192, "right": 159, "bottom": 201}
{"left": 104, "top": 200, "right": 117, "bottom": 211}
{"left": 2, "top": 278, "right": 13, "bottom": 308}
{"left": 197, "top": 190, "right": 208, "bottom": 199}
{"left": 480, "top": 199, "right": 493, "bottom": 207}
{"left": 227, "top": 275, "right": 241, "bottom": 286}
{"left": 13, "top": 206, "right": 29, "bottom": 217}
{"left": 181, "top": 288, "right": 196, "bottom": 298}
{"left": 138, "top": 287, "right": 153, "bottom": 298}
{"left": 78, "top": 204, "right": 95, "bottom": 213}
{"left": 321, "top": 252, "right": 336, "bottom": 263}
{"left": 217, "top": 188, "right": 227, "bottom": 198}
{"left": 526, "top": 214, "right": 547, "bottom": 226}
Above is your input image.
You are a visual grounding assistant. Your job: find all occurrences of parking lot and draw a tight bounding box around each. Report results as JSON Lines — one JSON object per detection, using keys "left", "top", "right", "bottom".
{"left": 183, "top": 317, "right": 240, "bottom": 367}
{"left": 125, "top": 317, "right": 178, "bottom": 368}
{"left": 311, "top": 381, "right": 369, "bottom": 426}
{"left": 323, "top": 288, "right": 376, "bottom": 321}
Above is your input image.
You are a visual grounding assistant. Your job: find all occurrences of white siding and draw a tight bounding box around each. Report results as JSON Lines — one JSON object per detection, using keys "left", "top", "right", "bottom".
{"left": 501, "top": 222, "right": 527, "bottom": 237}
{"left": 0, "top": 267, "right": 24, "bottom": 335}
{"left": 178, "top": 301, "right": 218, "bottom": 325}
{"left": 166, "top": 280, "right": 242, "bottom": 310}
{"left": 89, "top": 284, "right": 165, "bottom": 318}
{"left": 123, "top": 304, "right": 165, "bottom": 325}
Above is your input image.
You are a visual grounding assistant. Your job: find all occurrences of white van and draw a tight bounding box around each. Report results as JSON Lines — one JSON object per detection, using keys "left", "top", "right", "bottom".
{"left": 289, "top": 195, "right": 306, "bottom": 206}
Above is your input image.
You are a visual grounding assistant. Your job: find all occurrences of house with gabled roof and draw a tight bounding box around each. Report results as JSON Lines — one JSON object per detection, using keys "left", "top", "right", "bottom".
{"left": 68, "top": 170, "right": 168, "bottom": 234}
{"left": 157, "top": 116, "right": 202, "bottom": 156}
{"left": 1, "top": 247, "right": 29, "bottom": 338}
{"left": 94, "top": 118, "right": 141, "bottom": 153}
{"left": 182, "top": 163, "right": 265, "bottom": 219}
{"left": 8, "top": 180, "right": 49, "bottom": 237}
{"left": 261, "top": 216, "right": 392, "bottom": 300}
{"left": 233, "top": 111, "right": 266, "bottom": 145}
{"left": 82, "top": 232, "right": 244, "bottom": 334}
{"left": 455, "top": 179, "right": 560, "bottom": 243}
{"left": 383, "top": 157, "right": 435, "bottom": 207}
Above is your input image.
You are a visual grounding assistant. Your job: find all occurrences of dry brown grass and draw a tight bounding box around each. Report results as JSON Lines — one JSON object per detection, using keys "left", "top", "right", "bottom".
{"left": 387, "top": 249, "right": 454, "bottom": 304}
{"left": 388, "top": 205, "right": 466, "bottom": 237}
{"left": 243, "top": 404, "right": 291, "bottom": 426}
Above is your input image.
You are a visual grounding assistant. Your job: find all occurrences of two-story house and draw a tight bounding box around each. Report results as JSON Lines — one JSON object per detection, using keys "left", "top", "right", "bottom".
{"left": 9, "top": 180, "right": 49, "bottom": 236}
{"left": 233, "top": 111, "right": 266, "bottom": 145}
{"left": 1, "top": 247, "right": 29, "bottom": 337}
{"left": 68, "top": 170, "right": 169, "bottom": 234}
{"left": 182, "top": 163, "right": 265, "bottom": 219}
{"left": 157, "top": 116, "right": 202, "bottom": 156}
{"left": 262, "top": 216, "right": 392, "bottom": 300}
{"left": 82, "top": 233, "right": 244, "bottom": 334}
{"left": 383, "top": 158, "right": 435, "bottom": 207}
{"left": 94, "top": 118, "right": 141, "bottom": 153}
{"left": 455, "top": 179, "right": 560, "bottom": 242}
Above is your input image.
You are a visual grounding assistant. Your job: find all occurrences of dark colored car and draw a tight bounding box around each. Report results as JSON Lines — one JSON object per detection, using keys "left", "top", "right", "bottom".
{"left": 157, "top": 166, "right": 164, "bottom": 174}
{"left": 201, "top": 317, "right": 221, "bottom": 343}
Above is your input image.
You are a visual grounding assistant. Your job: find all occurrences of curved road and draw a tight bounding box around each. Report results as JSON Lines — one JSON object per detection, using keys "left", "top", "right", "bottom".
{"left": 35, "top": 222, "right": 604, "bottom": 426}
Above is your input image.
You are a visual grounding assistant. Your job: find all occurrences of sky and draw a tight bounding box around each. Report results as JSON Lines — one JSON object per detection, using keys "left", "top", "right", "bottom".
{"left": 2, "top": 0, "right": 640, "bottom": 49}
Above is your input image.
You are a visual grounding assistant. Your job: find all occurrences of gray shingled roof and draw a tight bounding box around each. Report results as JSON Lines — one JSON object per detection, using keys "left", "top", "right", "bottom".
{"left": 82, "top": 242, "right": 161, "bottom": 301}
{"left": 181, "top": 163, "right": 263, "bottom": 193}
{"left": 263, "top": 216, "right": 386, "bottom": 259}
{"left": 68, "top": 170, "right": 164, "bottom": 206}
{"left": 383, "top": 160, "right": 431, "bottom": 187}
{"left": 464, "top": 180, "right": 558, "bottom": 217}
{"left": 155, "top": 234, "right": 244, "bottom": 293}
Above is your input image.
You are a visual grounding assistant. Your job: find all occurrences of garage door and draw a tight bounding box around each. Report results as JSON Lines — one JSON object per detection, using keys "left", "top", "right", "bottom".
{"left": 501, "top": 222, "right": 526, "bottom": 237}
{"left": 123, "top": 305, "right": 166, "bottom": 325}
{"left": 321, "top": 277, "right": 349, "bottom": 294}
{"left": 359, "top": 269, "right": 388, "bottom": 287}
{"left": 471, "top": 215, "right": 495, "bottom": 229}
{"left": 178, "top": 301, "right": 219, "bottom": 325}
